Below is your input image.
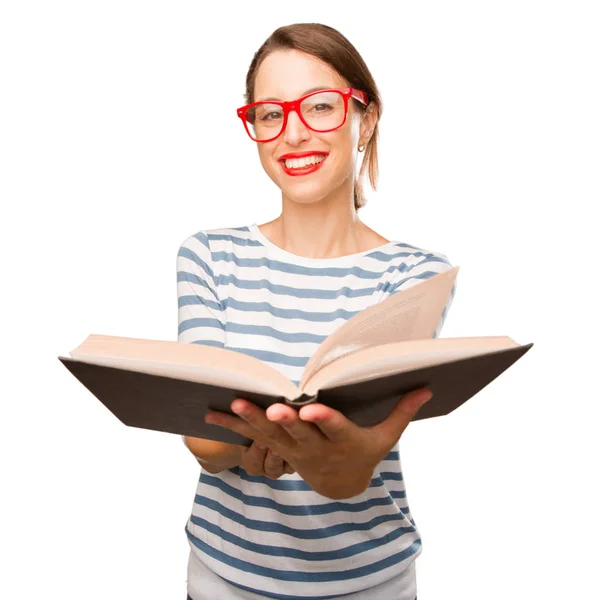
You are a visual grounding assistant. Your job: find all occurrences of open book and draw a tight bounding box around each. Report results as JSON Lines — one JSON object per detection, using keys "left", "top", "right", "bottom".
{"left": 58, "top": 266, "right": 533, "bottom": 446}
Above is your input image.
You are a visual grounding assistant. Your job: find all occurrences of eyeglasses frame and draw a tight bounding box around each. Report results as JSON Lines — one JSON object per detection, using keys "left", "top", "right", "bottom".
{"left": 236, "top": 87, "right": 369, "bottom": 143}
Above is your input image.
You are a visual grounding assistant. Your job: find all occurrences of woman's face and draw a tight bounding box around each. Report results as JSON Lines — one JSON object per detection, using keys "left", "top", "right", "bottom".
{"left": 252, "top": 49, "right": 376, "bottom": 207}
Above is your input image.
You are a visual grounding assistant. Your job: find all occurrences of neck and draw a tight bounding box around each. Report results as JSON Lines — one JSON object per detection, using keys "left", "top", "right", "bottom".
{"left": 262, "top": 180, "right": 379, "bottom": 259}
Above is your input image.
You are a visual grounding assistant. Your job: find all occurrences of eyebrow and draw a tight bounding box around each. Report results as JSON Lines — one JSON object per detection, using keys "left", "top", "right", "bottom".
{"left": 257, "top": 86, "right": 332, "bottom": 102}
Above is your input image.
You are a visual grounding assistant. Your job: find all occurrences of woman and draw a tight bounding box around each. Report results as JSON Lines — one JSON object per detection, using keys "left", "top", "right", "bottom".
{"left": 177, "top": 23, "right": 456, "bottom": 600}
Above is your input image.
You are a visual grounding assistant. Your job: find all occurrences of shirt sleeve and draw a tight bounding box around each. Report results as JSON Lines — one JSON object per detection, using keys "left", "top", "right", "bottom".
{"left": 386, "top": 252, "right": 457, "bottom": 339}
{"left": 177, "top": 232, "right": 226, "bottom": 448}
{"left": 176, "top": 231, "right": 226, "bottom": 348}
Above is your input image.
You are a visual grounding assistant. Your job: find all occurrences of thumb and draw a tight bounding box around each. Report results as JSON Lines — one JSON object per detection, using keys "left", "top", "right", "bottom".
{"left": 372, "top": 388, "right": 433, "bottom": 445}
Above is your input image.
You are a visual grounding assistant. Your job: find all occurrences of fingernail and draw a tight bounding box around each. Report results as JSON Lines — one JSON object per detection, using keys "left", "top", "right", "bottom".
{"left": 257, "top": 444, "right": 267, "bottom": 451}
{"left": 420, "top": 390, "right": 433, "bottom": 405}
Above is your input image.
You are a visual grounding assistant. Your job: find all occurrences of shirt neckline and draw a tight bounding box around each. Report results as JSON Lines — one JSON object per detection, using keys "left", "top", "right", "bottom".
{"left": 248, "top": 222, "right": 399, "bottom": 266}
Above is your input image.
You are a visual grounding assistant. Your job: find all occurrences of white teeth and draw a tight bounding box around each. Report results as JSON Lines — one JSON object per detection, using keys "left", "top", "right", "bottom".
{"left": 284, "top": 154, "right": 326, "bottom": 169}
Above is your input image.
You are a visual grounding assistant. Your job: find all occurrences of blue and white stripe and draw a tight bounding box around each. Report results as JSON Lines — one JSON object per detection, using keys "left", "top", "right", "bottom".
{"left": 177, "top": 223, "right": 456, "bottom": 598}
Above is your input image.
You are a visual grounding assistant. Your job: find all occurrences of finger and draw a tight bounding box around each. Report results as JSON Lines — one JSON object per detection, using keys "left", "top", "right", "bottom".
{"left": 266, "top": 403, "right": 327, "bottom": 445}
{"left": 297, "top": 403, "right": 356, "bottom": 444}
{"left": 204, "top": 410, "right": 263, "bottom": 444}
{"left": 241, "top": 441, "right": 268, "bottom": 476}
{"left": 230, "top": 399, "right": 296, "bottom": 448}
{"left": 263, "top": 449, "right": 285, "bottom": 479}
{"left": 283, "top": 462, "right": 296, "bottom": 475}
{"left": 372, "top": 388, "right": 433, "bottom": 445}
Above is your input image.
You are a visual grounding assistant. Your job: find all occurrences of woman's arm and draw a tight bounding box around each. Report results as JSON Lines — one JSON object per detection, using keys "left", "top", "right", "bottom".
{"left": 176, "top": 233, "right": 294, "bottom": 479}
{"left": 177, "top": 233, "right": 230, "bottom": 468}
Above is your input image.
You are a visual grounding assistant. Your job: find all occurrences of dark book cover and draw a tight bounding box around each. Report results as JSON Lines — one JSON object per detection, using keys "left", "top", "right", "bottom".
{"left": 58, "top": 342, "right": 533, "bottom": 446}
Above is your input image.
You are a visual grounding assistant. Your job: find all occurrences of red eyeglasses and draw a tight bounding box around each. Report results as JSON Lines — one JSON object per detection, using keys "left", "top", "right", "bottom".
{"left": 237, "top": 87, "right": 368, "bottom": 143}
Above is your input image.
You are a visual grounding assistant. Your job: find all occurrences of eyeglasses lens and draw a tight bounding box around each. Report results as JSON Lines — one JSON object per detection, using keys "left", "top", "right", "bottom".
{"left": 245, "top": 91, "right": 346, "bottom": 141}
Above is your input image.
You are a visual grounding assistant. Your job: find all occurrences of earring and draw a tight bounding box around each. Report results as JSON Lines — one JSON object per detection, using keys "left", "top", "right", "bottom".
{"left": 358, "top": 144, "right": 365, "bottom": 152}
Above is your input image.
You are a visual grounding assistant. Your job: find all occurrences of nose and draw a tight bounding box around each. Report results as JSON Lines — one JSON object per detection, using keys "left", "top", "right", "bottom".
{"left": 282, "top": 108, "right": 311, "bottom": 145}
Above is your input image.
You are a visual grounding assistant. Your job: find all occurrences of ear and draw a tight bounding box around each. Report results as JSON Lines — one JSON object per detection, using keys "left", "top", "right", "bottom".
{"left": 359, "top": 102, "right": 378, "bottom": 146}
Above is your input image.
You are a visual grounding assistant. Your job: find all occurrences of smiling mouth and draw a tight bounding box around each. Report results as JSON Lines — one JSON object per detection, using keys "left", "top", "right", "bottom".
{"left": 279, "top": 154, "right": 328, "bottom": 175}
{"left": 280, "top": 154, "right": 327, "bottom": 168}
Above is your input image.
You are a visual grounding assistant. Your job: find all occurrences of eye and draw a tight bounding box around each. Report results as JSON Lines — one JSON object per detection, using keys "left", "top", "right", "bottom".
{"left": 260, "top": 110, "right": 283, "bottom": 121}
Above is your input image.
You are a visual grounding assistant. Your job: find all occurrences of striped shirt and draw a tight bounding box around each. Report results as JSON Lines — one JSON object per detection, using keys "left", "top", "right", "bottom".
{"left": 177, "top": 223, "right": 456, "bottom": 599}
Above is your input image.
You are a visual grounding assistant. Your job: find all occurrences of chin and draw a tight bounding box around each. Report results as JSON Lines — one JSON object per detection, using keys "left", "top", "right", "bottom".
{"left": 283, "top": 183, "right": 331, "bottom": 205}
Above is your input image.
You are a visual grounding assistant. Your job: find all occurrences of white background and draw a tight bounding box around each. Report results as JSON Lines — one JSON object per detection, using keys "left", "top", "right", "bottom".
{"left": 1, "top": 1, "right": 598, "bottom": 598}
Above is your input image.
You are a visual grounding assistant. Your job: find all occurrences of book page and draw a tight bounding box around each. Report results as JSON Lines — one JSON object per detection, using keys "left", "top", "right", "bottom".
{"left": 304, "top": 336, "right": 518, "bottom": 395}
{"left": 300, "top": 266, "right": 459, "bottom": 389}
{"left": 65, "top": 334, "right": 301, "bottom": 399}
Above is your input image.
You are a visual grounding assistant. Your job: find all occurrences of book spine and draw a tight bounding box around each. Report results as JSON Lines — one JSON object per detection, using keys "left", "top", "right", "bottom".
{"left": 287, "top": 392, "right": 318, "bottom": 406}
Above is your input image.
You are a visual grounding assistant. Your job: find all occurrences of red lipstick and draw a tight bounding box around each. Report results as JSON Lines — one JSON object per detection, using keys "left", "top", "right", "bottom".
{"left": 278, "top": 151, "right": 329, "bottom": 160}
{"left": 279, "top": 151, "right": 329, "bottom": 177}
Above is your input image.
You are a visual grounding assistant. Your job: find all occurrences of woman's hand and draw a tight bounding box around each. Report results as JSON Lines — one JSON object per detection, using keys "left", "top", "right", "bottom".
{"left": 241, "top": 441, "right": 296, "bottom": 479}
{"left": 204, "top": 388, "right": 433, "bottom": 499}
{"left": 185, "top": 437, "right": 246, "bottom": 474}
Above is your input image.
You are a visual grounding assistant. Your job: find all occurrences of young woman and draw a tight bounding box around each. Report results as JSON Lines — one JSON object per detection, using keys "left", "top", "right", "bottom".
{"left": 177, "top": 23, "right": 456, "bottom": 600}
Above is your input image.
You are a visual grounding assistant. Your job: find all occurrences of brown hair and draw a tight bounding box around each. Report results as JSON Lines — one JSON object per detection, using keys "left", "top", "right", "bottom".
{"left": 243, "top": 23, "right": 383, "bottom": 211}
